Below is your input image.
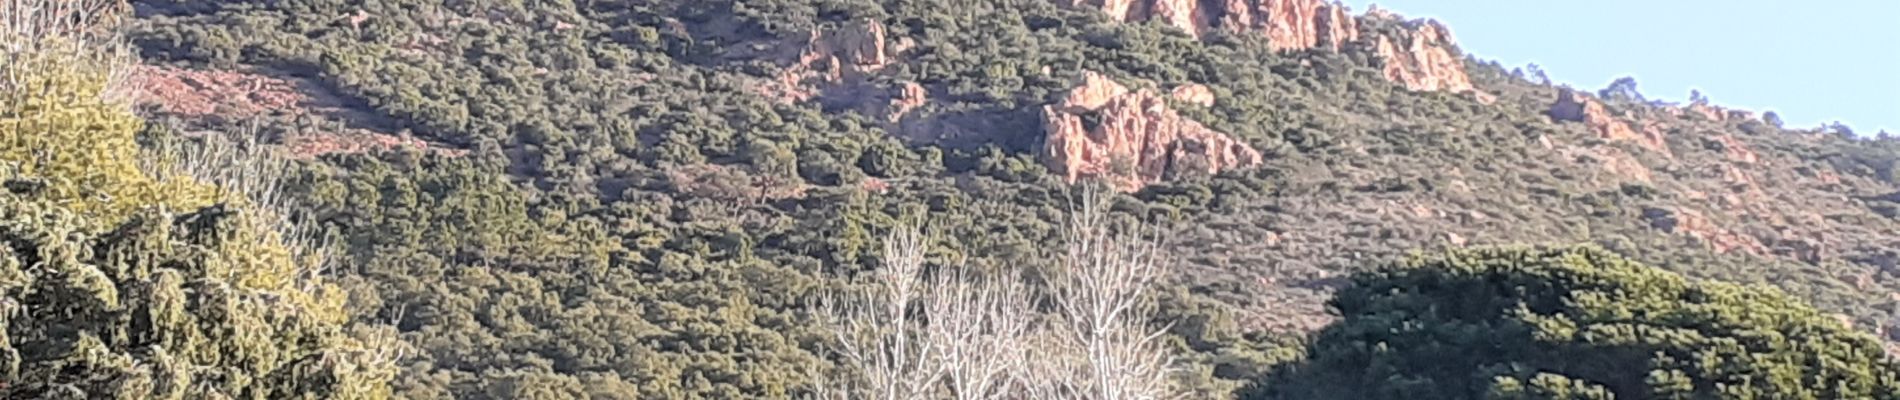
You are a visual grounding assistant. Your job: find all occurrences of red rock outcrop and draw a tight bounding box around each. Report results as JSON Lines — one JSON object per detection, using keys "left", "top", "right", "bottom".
{"left": 1247, "top": 0, "right": 1359, "bottom": 51}
{"left": 1060, "top": 0, "right": 1357, "bottom": 48}
{"left": 770, "top": 19, "right": 941, "bottom": 135}
{"left": 770, "top": 18, "right": 897, "bottom": 103}
{"left": 887, "top": 81, "right": 929, "bottom": 124}
{"left": 1371, "top": 20, "right": 1474, "bottom": 94}
{"left": 1059, "top": 0, "right": 1218, "bottom": 39}
{"left": 1549, "top": 88, "right": 1668, "bottom": 154}
{"left": 1054, "top": 0, "right": 1478, "bottom": 97}
{"left": 1042, "top": 71, "right": 1263, "bottom": 191}
{"left": 805, "top": 18, "right": 891, "bottom": 76}
{"left": 1170, "top": 83, "right": 1215, "bottom": 107}
{"left": 1057, "top": 71, "right": 1132, "bottom": 112}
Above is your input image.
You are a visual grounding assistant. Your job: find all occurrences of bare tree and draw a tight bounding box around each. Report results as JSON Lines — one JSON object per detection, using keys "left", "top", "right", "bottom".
{"left": 817, "top": 222, "right": 1037, "bottom": 400}
{"left": 1023, "top": 196, "right": 1178, "bottom": 400}
{"left": 1, "top": 0, "right": 140, "bottom": 109}
{"left": 818, "top": 191, "right": 1180, "bottom": 400}
{"left": 924, "top": 264, "right": 1033, "bottom": 400}
{"left": 819, "top": 224, "right": 942, "bottom": 400}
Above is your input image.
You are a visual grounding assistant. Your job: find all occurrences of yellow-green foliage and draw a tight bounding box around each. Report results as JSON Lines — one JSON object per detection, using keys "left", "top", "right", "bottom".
{"left": 0, "top": 1, "right": 391, "bottom": 397}
{"left": 0, "top": 0, "right": 319, "bottom": 305}
{"left": 0, "top": 4, "right": 217, "bottom": 225}
{"left": 0, "top": 67, "right": 219, "bottom": 220}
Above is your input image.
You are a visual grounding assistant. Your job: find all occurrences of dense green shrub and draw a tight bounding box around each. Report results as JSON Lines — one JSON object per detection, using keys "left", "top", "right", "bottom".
{"left": 1258, "top": 247, "right": 1900, "bottom": 400}
{"left": 0, "top": 191, "right": 393, "bottom": 398}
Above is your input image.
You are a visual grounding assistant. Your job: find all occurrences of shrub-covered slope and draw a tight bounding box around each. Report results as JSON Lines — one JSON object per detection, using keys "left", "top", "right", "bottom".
{"left": 125, "top": 0, "right": 1900, "bottom": 397}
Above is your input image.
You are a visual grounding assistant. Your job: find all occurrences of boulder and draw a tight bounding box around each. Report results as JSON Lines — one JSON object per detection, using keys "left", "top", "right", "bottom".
{"left": 1371, "top": 20, "right": 1475, "bottom": 94}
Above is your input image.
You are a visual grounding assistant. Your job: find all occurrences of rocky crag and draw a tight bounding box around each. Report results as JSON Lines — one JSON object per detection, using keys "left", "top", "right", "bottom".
{"left": 1041, "top": 71, "right": 1262, "bottom": 191}
{"left": 1057, "top": 0, "right": 1480, "bottom": 95}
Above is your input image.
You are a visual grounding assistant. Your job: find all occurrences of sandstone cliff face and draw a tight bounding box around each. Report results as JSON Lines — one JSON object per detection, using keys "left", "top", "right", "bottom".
{"left": 1249, "top": 0, "right": 1358, "bottom": 51}
{"left": 1054, "top": 0, "right": 1478, "bottom": 97}
{"left": 1061, "top": 0, "right": 1356, "bottom": 48}
{"left": 1042, "top": 71, "right": 1263, "bottom": 191}
{"left": 1550, "top": 88, "right": 1668, "bottom": 154}
{"left": 1371, "top": 20, "right": 1475, "bottom": 94}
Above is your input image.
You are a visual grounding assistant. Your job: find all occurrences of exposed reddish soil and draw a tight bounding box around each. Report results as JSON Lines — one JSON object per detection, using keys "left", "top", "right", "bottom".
{"left": 133, "top": 65, "right": 461, "bottom": 159}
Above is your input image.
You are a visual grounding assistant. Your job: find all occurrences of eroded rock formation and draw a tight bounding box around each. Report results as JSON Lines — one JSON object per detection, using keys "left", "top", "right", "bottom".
{"left": 770, "top": 18, "right": 898, "bottom": 103}
{"left": 1371, "top": 20, "right": 1475, "bottom": 94}
{"left": 1550, "top": 88, "right": 1668, "bottom": 154}
{"left": 1249, "top": 0, "right": 1359, "bottom": 51}
{"left": 1042, "top": 71, "right": 1263, "bottom": 191}
{"left": 803, "top": 18, "right": 892, "bottom": 79}
{"left": 1054, "top": 0, "right": 1479, "bottom": 97}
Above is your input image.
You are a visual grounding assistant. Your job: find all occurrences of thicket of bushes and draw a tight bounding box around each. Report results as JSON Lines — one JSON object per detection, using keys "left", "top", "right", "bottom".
{"left": 1257, "top": 247, "right": 1900, "bottom": 399}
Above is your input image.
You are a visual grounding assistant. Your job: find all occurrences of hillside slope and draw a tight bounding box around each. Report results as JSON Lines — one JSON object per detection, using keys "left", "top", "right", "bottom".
{"left": 127, "top": 0, "right": 1900, "bottom": 397}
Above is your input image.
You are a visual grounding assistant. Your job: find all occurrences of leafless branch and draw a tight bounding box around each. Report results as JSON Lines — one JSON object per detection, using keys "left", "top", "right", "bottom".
{"left": 819, "top": 191, "right": 1179, "bottom": 400}
{"left": 1027, "top": 192, "right": 1179, "bottom": 400}
{"left": 818, "top": 224, "right": 943, "bottom": 400}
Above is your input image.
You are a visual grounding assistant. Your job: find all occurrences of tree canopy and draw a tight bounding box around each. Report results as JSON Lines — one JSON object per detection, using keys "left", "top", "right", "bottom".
{"left": 1259, "top": 247, "right": 1900, "bottom": 400}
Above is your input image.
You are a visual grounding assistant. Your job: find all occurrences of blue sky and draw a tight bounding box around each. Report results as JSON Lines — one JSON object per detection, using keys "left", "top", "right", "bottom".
{"left": 1341, "top": 0, "right": 1898, "bottom": 134}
